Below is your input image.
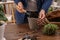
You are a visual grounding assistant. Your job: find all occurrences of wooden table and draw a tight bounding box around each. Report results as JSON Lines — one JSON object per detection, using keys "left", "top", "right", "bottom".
{"left": 4, "top": 23, "right": 60, "bottom": 40}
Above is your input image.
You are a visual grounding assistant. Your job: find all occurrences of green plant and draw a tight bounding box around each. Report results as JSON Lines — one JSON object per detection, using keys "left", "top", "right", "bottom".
{"left": 0, "top": 5, "right": 8, "bottom": 26}
{"left": 48, "top": 7, "right": 53, "bottom": 12}
{"left": 42, "top": 23, "right": 58, "bottom": 35}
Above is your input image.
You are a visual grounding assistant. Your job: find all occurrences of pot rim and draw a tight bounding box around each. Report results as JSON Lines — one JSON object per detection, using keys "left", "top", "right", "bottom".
{"left": 0, "top": 23, "right": 7, "bottom": 27}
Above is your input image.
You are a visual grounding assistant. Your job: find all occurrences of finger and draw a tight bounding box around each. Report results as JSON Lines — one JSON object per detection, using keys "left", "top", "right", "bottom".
{"left": 16, "top": 6, "right": 21, "bottom": 11}
{"left": 41, "top": 14, "right": 45, "bottom": 20}
{"left": 18, "top": 2, "right": 23, "bottom": 7}
{"left": 16, "top": 5, "right": 21, "bottom": 10}
{"left": 39, "top": 13, "right": 42, "bottom": 19}
{"left": 16, "top": 6, "right": 23, "bottom": 13}
{"left": 18, "top": 2, "right": 24, "bottom": 10}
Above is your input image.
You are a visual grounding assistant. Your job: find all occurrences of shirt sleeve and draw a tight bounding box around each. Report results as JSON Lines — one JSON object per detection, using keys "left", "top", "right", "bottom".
{"left": 41, "top": 0, "right": 52, "bottom": 12}
{"left": 14, "top": 0, "right": 21, "bottom": 5}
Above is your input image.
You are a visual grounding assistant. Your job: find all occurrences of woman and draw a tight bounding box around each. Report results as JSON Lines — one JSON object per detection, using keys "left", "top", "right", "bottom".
{"left": 14, "top": 0, "right": 52, "bottom": 24}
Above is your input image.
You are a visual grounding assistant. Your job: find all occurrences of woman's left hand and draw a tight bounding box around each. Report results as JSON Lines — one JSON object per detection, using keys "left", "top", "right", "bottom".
{"left": 37, "top": 9, "right": 46, "bottom": 25}
{"left": 39, "top": 9, "right": 46, "bottom": 19}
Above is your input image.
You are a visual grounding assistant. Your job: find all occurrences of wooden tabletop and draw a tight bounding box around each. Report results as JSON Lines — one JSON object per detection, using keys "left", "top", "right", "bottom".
{"left": 4, "top": 23, "right": 60, "bottom": 40}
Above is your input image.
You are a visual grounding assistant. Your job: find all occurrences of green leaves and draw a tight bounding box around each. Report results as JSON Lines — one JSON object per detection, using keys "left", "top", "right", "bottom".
{"left": 0, "top": 5, "right": 4, "bottom": 12}
{"left": 48, "top": 7, "right": 53, "bottom": 12}
{"left": 0, "top": 5, "right": 8, "bottom": 22}
{"left": 43, "top": 23, "right": 58, "bottom": 35}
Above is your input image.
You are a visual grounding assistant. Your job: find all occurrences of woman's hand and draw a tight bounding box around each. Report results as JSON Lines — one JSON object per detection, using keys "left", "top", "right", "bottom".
{"left": 37, "top": 9, "right": 46, "bottom": 26}
{"left": 39, "top": 9, "right": 45, "bottom": 19}
{"left": 16, "top": 2, "right": 26, "bottom": 13}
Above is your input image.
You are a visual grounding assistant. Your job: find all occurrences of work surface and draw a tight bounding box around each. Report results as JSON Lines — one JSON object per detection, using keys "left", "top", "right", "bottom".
{"left": 4, "top": 23, "right": 60, "bottom": 40}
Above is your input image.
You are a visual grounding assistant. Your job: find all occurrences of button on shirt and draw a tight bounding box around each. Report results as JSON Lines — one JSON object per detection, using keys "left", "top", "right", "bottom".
{"left": 26, "top": 0, "right": 38, "bottom": 11}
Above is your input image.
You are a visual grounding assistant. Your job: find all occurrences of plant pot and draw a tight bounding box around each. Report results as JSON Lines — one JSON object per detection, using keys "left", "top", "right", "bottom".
{"left": 28, "top": 17, "right": 39, "bottom": 30}
{"left": 0, "top": 23, "right": 7, "bottom": 40}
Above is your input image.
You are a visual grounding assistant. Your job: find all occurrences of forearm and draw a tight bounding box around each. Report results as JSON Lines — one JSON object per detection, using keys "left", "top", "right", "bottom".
{"left": 41, "top": 0, "right": 52, "bottom": 12}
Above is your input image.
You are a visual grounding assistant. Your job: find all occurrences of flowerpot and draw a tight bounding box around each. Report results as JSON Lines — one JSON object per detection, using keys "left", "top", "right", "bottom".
{"left": 28, "top": 17, "right": 39, "bottom": 30}
{"left": 0, "top": 23, "right": 7, "bottom": 40}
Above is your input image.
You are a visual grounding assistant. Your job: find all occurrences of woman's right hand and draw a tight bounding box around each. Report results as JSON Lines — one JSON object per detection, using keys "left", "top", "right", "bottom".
{"left": 16, "top": 2, "right": 26, "bottom": 13}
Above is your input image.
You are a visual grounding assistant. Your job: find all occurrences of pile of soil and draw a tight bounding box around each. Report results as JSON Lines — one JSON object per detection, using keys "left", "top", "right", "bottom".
{"left": 47, "top": 10, "right": 60, "bottom": 22}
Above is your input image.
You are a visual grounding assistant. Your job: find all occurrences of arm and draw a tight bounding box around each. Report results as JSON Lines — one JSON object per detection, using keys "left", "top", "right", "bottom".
{"left": 39, "top": 0, "right": 52, "bottom": 19}
{"left": 41, "top": 0, "right": 52, "bottom": 12}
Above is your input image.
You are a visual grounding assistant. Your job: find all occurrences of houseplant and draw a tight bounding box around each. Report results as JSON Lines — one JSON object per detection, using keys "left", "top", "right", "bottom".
{"left": 42, "top": 23, "right": 58, "bottom": 35}
{"left": 0, "top": 5, "right": 8, "bottom": 40}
